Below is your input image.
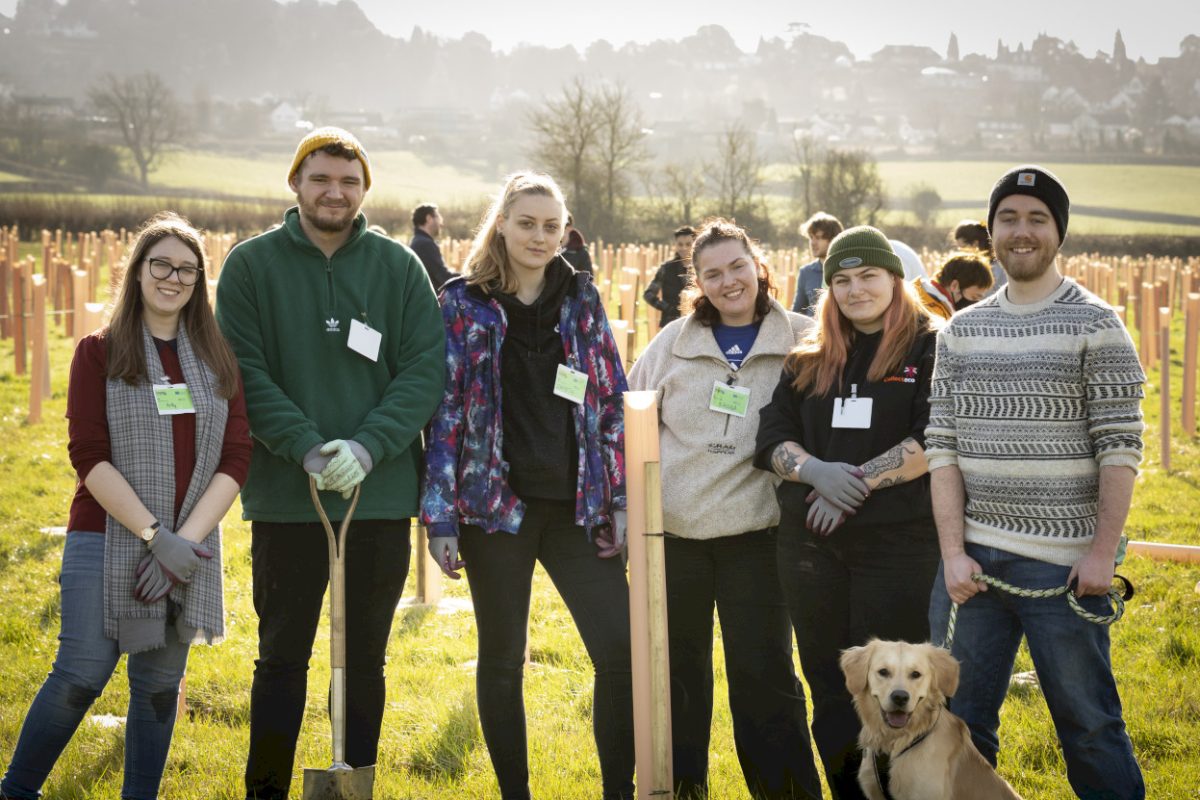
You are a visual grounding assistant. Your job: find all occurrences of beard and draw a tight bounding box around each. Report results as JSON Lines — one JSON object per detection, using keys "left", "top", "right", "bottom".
{"left": 297, "top": 195, "right": 357, "bottom": 233}
{"left": 998, "top": 245, "right": 1056, "bottom": 282}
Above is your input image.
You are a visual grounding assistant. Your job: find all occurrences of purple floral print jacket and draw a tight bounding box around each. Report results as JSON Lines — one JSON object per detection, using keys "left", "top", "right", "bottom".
{"left": 420, "top": 271, "right": 627, "bottom": 537}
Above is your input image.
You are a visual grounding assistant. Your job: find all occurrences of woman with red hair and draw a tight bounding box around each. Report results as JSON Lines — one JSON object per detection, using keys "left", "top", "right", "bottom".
{"left": 753, "top": 226, "right": 940, "bottom": 800}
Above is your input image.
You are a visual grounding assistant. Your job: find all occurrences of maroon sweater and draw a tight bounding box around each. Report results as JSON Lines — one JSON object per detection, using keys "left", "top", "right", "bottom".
{"left": 66, "top": 333, "right": 252, "bottom": 534}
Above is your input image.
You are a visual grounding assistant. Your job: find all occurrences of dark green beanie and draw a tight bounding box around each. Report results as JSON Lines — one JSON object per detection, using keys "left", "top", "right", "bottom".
{"left": 823, "top": 226, "right": 903, "bottom": 284}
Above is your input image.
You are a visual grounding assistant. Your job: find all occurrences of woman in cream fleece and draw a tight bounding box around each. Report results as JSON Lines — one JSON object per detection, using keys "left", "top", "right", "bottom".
{"left": 627, "top": 219, "right": 821, "bottom": 800}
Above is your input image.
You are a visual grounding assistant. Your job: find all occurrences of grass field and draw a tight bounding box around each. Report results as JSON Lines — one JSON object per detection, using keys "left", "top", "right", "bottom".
{"left": 0, "top": 307, "right": 1197, "bottom": 797}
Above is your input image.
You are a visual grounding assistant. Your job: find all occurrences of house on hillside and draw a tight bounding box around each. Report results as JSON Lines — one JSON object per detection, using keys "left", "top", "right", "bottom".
{"left": 269, "top": 102, "right": 304, "bottom": 135}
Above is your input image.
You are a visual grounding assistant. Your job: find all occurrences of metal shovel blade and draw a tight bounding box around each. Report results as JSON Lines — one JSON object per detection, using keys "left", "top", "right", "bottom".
{"left": 301, "top": 762, "right": 375, "bottom": 800}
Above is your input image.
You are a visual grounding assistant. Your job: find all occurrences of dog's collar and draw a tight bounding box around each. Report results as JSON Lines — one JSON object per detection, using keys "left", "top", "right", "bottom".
{"left": 871, "top": 707, "right": 940, "bottom": 800}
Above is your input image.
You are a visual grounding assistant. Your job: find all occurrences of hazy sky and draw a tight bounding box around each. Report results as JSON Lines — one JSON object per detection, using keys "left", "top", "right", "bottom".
{"left": 2, "top": 0, "right": 1197, "bottom": 62}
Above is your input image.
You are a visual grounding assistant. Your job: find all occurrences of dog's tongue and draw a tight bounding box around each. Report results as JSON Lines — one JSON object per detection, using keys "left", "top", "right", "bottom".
{"left": 886, "top": 711, "right": 910, "bottom": 728}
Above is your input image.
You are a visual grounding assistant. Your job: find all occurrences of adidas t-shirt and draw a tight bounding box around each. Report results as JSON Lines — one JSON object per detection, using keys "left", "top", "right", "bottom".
{"left": 712, "top": 320, "right": 761, "bottom": 370}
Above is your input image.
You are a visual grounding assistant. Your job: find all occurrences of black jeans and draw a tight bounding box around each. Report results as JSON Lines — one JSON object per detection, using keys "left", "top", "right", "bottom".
{"left": 776, "top": 520, "right": 939, "bottom": 800}
{"left": 665, "top": 530, "right": 822, "bottom": 800}
{"left": 244, "top": 519, "right": 411, "bottom": 800}
{"left": 458, "top": 499, "right": 635, "bottom": 800}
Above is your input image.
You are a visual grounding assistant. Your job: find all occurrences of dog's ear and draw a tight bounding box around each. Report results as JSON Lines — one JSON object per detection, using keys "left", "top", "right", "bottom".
{"left": 840, "top": 644, "right": 871, "bottom": 694}
{"left": 926, "top": 644, "right": 960, "bottom": 699}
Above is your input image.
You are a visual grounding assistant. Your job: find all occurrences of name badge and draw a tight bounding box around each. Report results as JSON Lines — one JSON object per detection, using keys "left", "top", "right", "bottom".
{"left": 553, "top": 363, "right": 589, "bottom": 404}
{"left": 831, "top": 383, "right": 872, "bottom": 429}
{"left": 153, "top": 383, "right": 195, "bottom": 415}
{"left": 709, "top": 381, "right": 750, "bottom": 417}
{"left": 348, "top": 318, "right": 382, "bottom": 362}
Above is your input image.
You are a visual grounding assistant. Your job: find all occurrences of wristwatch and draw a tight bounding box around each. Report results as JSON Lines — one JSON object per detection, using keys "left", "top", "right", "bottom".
{"left": 138, "top": 521, "right": 161, "bottom": 542}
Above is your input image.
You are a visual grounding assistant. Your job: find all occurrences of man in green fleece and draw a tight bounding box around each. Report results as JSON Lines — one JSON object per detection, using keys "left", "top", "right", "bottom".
{"left": 216, "top": 127, "right": 445, "bottom": 800}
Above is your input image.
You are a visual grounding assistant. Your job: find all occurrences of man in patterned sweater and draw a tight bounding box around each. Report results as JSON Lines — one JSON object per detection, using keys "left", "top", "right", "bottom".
{"left": 925, "top": 166, "right": 1145, "bottom": 799}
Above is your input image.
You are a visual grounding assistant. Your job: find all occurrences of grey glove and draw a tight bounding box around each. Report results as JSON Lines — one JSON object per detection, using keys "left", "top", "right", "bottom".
{"left": 319, "top": 439, "right": 373, "bottom": 497}
{"left": 146, "top": 527, "right": 212, "bottom": 583}
{"left": 806, "top": 495, "right": 847, "bottom": 536}
{"left": 303, "top": 444, "right": 333, "bottom": 489}
{"left": 134, "top": 553, "right": 173, "bottom": 603}
{"left": 428, "top": 535, "right": 464, "bottom": 579}
{"left": 595, "top": 510, "right": 626, "bottom": 559}
{"left": 797, "top": 458, "right": 869, "bottom": 512}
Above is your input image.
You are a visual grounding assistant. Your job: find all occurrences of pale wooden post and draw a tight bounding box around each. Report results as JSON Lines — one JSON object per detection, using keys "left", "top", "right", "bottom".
{"left": 1160, "top": 307, "right": 1171, "bottom": 472}
{"left": 72, "top": 269, "right": 89, "bottom": 343}
{"left": 1183, "top": 293, "right": 1200, "bottom": 437}
{"left": 13, "top": 258, "right": 26, "bottom": 376}
{"left": 28, "top": 275, "right": 47, "bottom": 424}
{"left": 413, "top": 524, "right": 442, "bottom": 605}
{"left": 610, "top": 319, "right": 631, "bottom": 370}
{"left": 624, "top": 391, "right": 672, "bottom": 800}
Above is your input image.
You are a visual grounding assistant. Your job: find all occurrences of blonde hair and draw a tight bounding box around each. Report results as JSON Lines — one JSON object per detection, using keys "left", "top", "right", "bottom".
{"left": 465, "top": 172, "right": 566, "bottom": 294}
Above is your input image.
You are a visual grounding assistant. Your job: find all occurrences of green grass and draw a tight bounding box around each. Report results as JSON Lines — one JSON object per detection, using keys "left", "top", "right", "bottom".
{"left": 0, "top": 171, "right": 30, "bottom": 184}
{"left": 0, "top": 298, "right": 1197, "bottom": 798}
{"left": 152, "top": 149, "right": 497, "bottom": 206}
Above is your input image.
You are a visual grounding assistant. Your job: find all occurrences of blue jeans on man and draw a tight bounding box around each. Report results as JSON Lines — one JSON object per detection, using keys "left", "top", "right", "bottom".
{"left": 929, "top": 542, "right": 1144, "bottom": 800}
{"left": 1, "top": 532, "right": 191, "bottom": 800}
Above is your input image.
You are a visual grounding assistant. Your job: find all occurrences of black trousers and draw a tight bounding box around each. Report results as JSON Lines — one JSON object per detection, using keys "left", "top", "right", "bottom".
{"left": 775, "top": 520, "right": 939, "bottom": 800}
{"left": 244, "top": 519, "right": 411, "bottom": 800}
{"left": 459, "top": 499, "right": 635, "bottom": 800}
{"left": 665, "top": 529, "right": 822, "bottom": 800}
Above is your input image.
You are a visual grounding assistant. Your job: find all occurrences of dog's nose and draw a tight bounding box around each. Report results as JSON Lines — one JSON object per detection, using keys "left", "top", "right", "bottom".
{"left": 890, "top": 690, "right": 909, "bottom": 708}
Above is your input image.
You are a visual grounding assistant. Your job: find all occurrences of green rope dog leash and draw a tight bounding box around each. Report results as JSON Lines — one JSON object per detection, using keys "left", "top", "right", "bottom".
{"left": 944, "top": 573, "right": 1129, "bottom": 651}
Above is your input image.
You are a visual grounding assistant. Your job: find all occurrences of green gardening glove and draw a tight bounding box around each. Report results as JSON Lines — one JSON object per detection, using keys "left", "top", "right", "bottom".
{"left": 319, "top": 439, "right": 372, "bottom": 497}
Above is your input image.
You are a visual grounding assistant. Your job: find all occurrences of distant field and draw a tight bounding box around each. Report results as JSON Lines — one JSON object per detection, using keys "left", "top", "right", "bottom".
{"left": 874, "top": 209, "right": 1200, "bottom": 238}
{"left": 0, "top": 171, "right": 29, "bottom": 183}
{"left": 765, "top": 159, "right": 1200, "bottom": 236}
{"left": 153, "top": 148, "right": 497, "bottom": 205}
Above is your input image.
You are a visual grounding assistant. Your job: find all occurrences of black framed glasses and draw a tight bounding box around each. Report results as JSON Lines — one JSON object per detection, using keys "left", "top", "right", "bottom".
{"left": 146, "top": 257, "right": 203, "bottom": 286}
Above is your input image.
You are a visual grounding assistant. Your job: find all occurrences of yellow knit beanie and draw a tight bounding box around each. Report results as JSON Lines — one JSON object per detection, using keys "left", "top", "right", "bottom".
{"left": 287, "top": 126, "right": 372, "bottom": 191}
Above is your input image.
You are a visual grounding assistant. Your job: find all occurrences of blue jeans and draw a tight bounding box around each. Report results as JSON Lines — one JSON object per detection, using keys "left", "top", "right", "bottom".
{"left": 1, "top": 532, "right": 191, "bottom": 800}
{"left": 928, "top": 543, "right": 1144, "bottom": 800}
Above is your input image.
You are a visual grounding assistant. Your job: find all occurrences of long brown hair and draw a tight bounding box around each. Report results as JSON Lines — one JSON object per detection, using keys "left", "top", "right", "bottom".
{"left": 683, "top": 218, "right": 776, "bottom": 327}
{"left": 105, "top": 212, "right": 240, "bottom": 399}
{"left": 785, "top": 274, "right": 935, "bottom": 396}
{"left": 464, "top": 172, "right": 566, "bottom": 295}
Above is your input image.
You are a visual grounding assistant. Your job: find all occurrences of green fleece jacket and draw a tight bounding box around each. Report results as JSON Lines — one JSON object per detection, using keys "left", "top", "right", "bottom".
{"left": 216, "top": 208, "right": 445, "bottom": 522}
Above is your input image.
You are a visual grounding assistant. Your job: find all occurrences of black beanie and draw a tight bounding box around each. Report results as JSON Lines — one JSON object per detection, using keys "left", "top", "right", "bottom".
{"left": 987, "top": 165, "right": 1069, "bottom": 243}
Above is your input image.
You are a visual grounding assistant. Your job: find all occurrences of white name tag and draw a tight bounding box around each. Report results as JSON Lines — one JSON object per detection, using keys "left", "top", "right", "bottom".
{"left": 153, "top": 383, "right": 195, "bottom": 415}
{"left": 832, "top": 384, "right": 872, "bottom": 429}
{"left": 348, "top": 318, "right": 382, "bottom": 362}
{"left": 709, "top": 381, "right": 750, "bottom": 417}
{"left": 553, "top": 363, "right": 589, "bottom": 404}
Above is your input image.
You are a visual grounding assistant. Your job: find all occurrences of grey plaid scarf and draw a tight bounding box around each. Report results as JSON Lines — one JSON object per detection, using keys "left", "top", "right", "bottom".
{"left": 103, "top": 324, "right": 227, "bottom": 653}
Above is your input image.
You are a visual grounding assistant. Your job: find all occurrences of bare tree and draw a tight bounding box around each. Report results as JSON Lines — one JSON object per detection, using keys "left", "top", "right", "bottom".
{"left": 659, "top": 161, "right": 705, "bottom": 225}
{"left": 528, "top": 78, "right": 603, "bottom": 232}
{"left": 790, "top": 132, "right": 822, "bottom": 222}
{"left": 89, "top": 72, "right": 180, "bottom": 187}
{"left": 814, "top": 148, "right": 887, "bottom": 227}
{"left": 708, "top": 122, "right": 763, "bottom": 222}
{"left": 909, "top": 183, "right": 943, "bottom": 228}
{"left": 593, "top": 83, "right": 647, "bottom": 231}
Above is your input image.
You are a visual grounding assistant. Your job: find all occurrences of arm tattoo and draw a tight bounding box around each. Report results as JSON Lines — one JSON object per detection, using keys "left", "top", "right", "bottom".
{"left": 771, "top": 442, "right": 804, "bottom": 480}
{"left": 861, "top": 437, "right": 920, "bottom": 480}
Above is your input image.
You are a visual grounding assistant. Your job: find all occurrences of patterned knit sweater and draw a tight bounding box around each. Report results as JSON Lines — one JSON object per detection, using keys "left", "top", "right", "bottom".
{"left": 924, "top": 279, "right": 1145, "bottom": 566}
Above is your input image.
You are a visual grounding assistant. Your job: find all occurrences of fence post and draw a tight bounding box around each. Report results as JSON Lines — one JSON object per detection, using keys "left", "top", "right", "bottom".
{"left": 1183, "top": 293, "right": 1200, "bottom": 438}
{"left": 1160, "top": 307, "right": 1171, "bottom": 472}
{"left": 13, "top": 259, "right": 26, "bottom": 376}
{"left": 28, "top": 275, "right": 47, "bottom": 424}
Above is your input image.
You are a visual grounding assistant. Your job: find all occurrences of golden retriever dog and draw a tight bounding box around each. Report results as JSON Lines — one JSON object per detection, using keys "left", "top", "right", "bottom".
{"left": 840, "top": 639, "right": 1023, "bottom": 800}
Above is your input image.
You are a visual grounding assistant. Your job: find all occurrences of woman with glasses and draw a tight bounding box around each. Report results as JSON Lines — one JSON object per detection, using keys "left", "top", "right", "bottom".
{"left": 0, "top": 213, "right": 251, "bottom": 800}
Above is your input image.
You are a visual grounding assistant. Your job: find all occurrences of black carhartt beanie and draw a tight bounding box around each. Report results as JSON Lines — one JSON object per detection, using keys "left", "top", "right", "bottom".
{"left": 987, "top": 165, "right": 1069, "bottom": 243}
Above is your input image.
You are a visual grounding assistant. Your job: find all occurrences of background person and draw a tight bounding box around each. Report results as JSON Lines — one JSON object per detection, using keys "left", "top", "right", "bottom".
{"left": 644, "top": 226, "right": 697, "bottom": 328}
{"left": 216, "top": 127, "right": 445, "bottom": 800}
{"left": 913, "top": 250, "right": 994, "bottom": 320}
{"left": 792, "top": 212, "right": 843, "bottom": 317}
{"left": 628, "top": 219, "right": 822, "bottom": 800}
{"left": 953, "top": 218, "right": 1006, "bottom": 296}
{"left": 410, "top": 202, "right": 457, "bottom": 291}
{"left": 560, "top": 213, "right": 594, "bottom": 274}
{"left": 421, "top": 172, "right": 633, "bottom": 800}
{"left": 1, "top": 213, "right": 251, "bottom": 800}
{"left": 754, "top": 226, "right": 941, "bottom": 800}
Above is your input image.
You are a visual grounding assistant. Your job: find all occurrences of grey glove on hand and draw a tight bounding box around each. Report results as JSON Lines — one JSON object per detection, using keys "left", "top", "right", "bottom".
{"left": 797, "top": 458, "right": 869, "bottom": 512}
{"left": 428, "top": 535, "right": 464, "bottom": 579}
{"left": 595, "top": 510, "right": 626, "bottom": 558}
{"left": 146, "top": 527, "right": 212, "bottom": 583}
{"left": 134, "top": 553, "right": 173, "bottom": 603}
{"left": 303, "top": 444, "right": 333, "bottom": 489}
{"left": 806, "top": 495, "right": 848, "bottom": 536}
{"left": 319, "top": 439, "right": 373, "bottom": 497}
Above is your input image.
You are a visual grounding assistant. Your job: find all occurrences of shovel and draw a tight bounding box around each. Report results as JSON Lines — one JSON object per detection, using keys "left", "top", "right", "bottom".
{"left": 302, "top": 478, "right": 376, "bottom": 800}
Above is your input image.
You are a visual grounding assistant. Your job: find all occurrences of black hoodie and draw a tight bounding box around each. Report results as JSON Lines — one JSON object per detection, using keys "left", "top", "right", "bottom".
{"left": 493, "top": 257, "right": 579, "bottom": 501}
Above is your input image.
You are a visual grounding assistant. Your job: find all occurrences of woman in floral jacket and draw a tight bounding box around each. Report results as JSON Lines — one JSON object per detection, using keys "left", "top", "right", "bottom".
{"left": 420, "top": 172, "right": 633, "bottom": 800}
